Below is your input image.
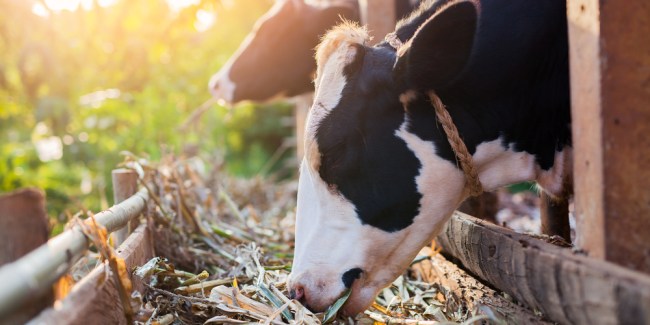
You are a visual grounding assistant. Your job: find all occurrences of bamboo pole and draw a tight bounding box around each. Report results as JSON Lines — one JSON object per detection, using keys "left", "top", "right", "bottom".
{"left": 0, "top": 188, "right": 148, "bottom": 319}
{"left": 111, "top": 169, "right": 139, "bottom": 246}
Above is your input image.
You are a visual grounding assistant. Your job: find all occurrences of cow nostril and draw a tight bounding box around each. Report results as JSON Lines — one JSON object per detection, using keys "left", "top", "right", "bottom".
{"left": 289, "top": 286, "right": 304, "bottom": 301}
{"left": 342, "top": 268, "right": 363, "bottom": 288}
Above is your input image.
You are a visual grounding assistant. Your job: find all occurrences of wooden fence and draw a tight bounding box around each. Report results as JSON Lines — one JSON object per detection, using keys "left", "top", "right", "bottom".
{"left": 0, "top": 169, "right": 151, "bottom": 324}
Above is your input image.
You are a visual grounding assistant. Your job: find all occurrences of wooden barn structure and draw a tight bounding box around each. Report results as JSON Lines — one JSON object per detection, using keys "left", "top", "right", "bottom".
{"left": 0, "top": 1, "right": 648, "bottom": 324}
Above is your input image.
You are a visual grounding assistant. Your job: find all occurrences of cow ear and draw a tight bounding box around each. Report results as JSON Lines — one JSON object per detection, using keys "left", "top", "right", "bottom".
{"left": 394, "top": 1, "right": 477, "bottom": 91}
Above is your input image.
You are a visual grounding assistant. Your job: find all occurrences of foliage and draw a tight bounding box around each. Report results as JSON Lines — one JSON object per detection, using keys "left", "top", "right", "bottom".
{"left": 0, "top": 0, "right": 294, "bottom": 229}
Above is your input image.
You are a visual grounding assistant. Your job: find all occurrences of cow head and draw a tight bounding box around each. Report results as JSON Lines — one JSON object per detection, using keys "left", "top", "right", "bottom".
{"left": 208, "top": 0, "right": 359, "bottom": 104}
{"left": 288, "top": 2, "right": 478, "bottom": 315}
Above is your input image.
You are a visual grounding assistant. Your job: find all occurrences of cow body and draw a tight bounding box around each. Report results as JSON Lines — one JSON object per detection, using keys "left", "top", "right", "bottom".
{"left": 289, "top": 0, "right": 571, "bottom": 315}
{"left": 208, "top": 0, "right": 420, "bottom": 104}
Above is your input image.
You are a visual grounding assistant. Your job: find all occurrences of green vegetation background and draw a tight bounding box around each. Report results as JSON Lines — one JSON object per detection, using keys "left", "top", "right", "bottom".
{"left": 0, "top": 0, "right": 293, "bottom": 235}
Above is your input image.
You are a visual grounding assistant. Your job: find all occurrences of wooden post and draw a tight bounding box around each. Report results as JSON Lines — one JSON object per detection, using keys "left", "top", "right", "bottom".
{"left": 0, "top": 189, "right": 52, "bottom": 324}
{"left": 539, "top": 193, "right": 571, "bottom": 242}
{"left": 111, "top": 169, "right": 139, "bottom": 247}
{"left": 291, "top": 94, "right": 313, "bottom": 161}
{"left": 568, "top": 0, "right": 650, "bottom": 271}
{"left": 360, "top": 0, "right": 397, "bottom": 44}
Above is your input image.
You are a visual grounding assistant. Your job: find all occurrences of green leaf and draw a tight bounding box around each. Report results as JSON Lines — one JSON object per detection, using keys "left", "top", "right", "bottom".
{"left": 322, "top": 289, "right": 351, "bottom": 323}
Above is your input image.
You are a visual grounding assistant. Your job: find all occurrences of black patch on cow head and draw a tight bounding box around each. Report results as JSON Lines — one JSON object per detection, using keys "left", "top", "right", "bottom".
{"left": 342, "top": 268, "right": 363, "bottom": 288}
{"left": 315, "top": 45, "right": 422, "bottom": 232}
{"left": 227, "top": 0, "right": 359, "bottom": 102}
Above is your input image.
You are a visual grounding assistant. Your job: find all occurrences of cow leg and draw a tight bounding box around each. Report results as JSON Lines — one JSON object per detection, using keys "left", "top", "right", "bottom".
{"left": 458, "top": 192, "right": 498, "bottom": 223}
{"left": 540, "top": 192, "right": 570, "bottom": 242}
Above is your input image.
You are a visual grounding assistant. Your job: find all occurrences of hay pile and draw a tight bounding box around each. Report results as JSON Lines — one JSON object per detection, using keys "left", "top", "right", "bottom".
{"left": 122, "top": 155, "right": 495, "bottom": 324}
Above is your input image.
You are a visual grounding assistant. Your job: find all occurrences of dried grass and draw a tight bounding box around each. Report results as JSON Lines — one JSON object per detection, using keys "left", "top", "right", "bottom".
{"left": 118, "top": 154, "right": 497, "bottom": 324}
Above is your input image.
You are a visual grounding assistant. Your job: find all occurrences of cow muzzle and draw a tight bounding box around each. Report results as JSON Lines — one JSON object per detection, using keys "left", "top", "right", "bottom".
{"left": 287, "top": 270, "right": 345, "bottom": 312}
{"left": 208, "top": 70, "right": 235, "bottom": 104}
{"left": 287, "top": 267, "right": 375, "bottom": 315}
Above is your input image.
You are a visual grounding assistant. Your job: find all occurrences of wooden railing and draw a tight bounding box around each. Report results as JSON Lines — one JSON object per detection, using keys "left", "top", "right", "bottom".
{"left": 0, "top": 169, "right": 148, "bottom": 323}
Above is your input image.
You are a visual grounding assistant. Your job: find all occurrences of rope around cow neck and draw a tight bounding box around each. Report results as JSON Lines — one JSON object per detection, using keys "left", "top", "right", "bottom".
{"left": 386, "top": 32, "right": 483, "bottom": 196}
{"left": 427, "top": 91, "right": 484, "bottom": 197}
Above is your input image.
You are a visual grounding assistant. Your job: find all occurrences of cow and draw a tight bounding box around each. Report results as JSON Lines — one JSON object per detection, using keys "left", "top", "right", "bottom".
{"left": 208, "top": 0, "right": 422, "bottom": 104}
{"left": 288, "top": 0, "right": 571, "bottom": 316}
{"left": 208, "top": 0, "right": 360, "bottom": 104}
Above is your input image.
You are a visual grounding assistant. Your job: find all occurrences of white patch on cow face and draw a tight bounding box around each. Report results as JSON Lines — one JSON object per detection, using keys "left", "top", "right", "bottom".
{"left": 309, "top": 44, "right": 349, "bottom": 125}
{"left": 289, "top": 37, "right": 366, "bottom": 312}
{"left": 290, "top": 159, "right": 368, "bottom": 311}
{"left": 208, "top": 62, "right": 236, "bottom": 105}
{"left": 304, "top": 37, "right": 359, "bottom": 170}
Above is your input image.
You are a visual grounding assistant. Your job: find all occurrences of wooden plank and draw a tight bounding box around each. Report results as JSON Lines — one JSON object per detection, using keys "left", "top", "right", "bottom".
{"left": 437, "top": 212, "right": 650, "bottom": 325}
{"left": 0, "top": 189, "right": 49, "bottom": 265}
{"left": 360, "top": 0, "right": 397, "bottom": 43}
{"left": 111, "top": 169, "right": 139, "bottom": 246}
{"left": 291, "top": 94, "right": 312, "bottom": 160}
{"left": 0, "top": 189, "right": 52, "bottom": 325}
{"left": 568, "top": 0, "right": 650, "bottom": 271}
{"left": 29, "top": 223, "right": 154, "bottom": 325}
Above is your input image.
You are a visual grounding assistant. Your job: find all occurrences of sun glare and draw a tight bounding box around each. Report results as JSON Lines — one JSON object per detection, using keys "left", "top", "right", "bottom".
{"left": 43, "top": 0, "right": 85, "bottom": 11}
{"left": 165, "top": 0, "right": 200, "bottom": 12}
{"left": 97, "top": 0, "right": 119, "bottom": 7}
{"left": 33, "top": 0, "right": 204, "bottom": 16}
{"left": 32, "top": 0, "right": 120, "bottom": 16}
{"left": 31, "top": 3, "right": 50, "bottom": 17}
{"left": 195, "top": 9, "right": 217, "bottom": 32}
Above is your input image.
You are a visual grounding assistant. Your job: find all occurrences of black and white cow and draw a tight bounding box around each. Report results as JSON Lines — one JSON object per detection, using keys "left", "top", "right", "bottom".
{"left": 288, "top": 0, "right": 571, "bottom": 315}
{"left": 208, "top": 0, "right": 419, "bottom": 104}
